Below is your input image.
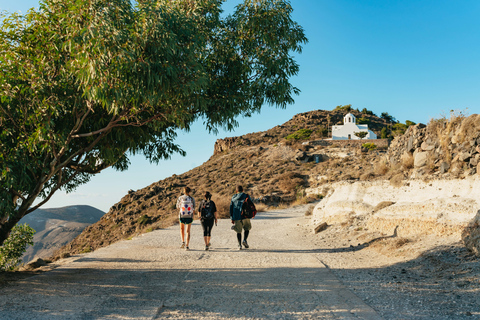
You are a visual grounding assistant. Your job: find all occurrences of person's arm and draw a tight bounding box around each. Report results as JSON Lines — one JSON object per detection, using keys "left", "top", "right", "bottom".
{"left": 197, "top": 201, "right": 202, "bottom": 218}
{"left": 230, "top": 200, "right": 234, "bottom": 223}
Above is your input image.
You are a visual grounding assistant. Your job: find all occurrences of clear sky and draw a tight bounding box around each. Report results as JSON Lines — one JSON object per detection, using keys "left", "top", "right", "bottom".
{"left": 2, "top": 0, "right": 480, "bottom": 212}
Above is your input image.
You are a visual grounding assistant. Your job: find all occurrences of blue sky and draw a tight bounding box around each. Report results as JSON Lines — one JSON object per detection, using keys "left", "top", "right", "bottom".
{"left": 2, "top": 0, "right": 480, "bottom": 212}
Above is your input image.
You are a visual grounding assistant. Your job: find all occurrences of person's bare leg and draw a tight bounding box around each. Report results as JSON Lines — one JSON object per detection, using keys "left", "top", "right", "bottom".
{"left": 186, "top": 224, "right": 192, "bottom": 248}
{"left": 180, "top": 223, "right": 185, "bottom": 247}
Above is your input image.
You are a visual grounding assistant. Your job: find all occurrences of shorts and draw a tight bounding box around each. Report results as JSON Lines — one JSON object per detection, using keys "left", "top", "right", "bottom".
{"left": 232, "top": 219, "right": 252, "bottom": 233}
{"left": 180, "top": 217, "right": 193, "bottom": 225}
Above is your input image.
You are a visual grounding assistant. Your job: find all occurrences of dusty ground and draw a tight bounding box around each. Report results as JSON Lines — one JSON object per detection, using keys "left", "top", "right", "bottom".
{"left": 0, "top": 205, "right": 382, "bottom": 320}
{"left": 310, "top": 213, "right": 480, "bottom": 320}
{"left": 1, "top": 204, "right": 479, "bottom": 319}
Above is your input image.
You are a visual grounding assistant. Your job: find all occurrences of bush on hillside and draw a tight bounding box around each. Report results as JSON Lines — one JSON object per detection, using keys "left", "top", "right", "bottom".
{"left": 357, "top": 117, "right": 370, "bottom": 124}
{"left": 0, "top": 224, "right": 35, "bottom": 271}
{"left": 362, "top": 142, "right": 377, "bottom": 151}
{"left": 285, "top": 129, "right": 313, "bottom": 140}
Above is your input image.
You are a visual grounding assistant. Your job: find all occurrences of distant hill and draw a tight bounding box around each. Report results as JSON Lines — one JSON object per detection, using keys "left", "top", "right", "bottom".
{"left": 19, "top": 205, "right": 105, "bottom": 263}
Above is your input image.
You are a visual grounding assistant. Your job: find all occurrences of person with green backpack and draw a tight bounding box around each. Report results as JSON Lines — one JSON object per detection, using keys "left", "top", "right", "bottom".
{"left": 197, "top": 191, "right": 218, "bottom": 251}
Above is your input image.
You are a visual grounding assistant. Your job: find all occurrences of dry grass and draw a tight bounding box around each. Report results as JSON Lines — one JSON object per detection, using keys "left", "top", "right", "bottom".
{"left": 211, "top": 194, "right": 231, "bottom": 219}
{"left": 401, "top": 153, "right": 414, "bottom": 169}
{"left": 305, "top": 205, "right": 315, "bottom": 216}
{"left": 389, "top": 174, "right": 404, "bottom": 187}
{"left": 359, "top": 171, "right": 375, "bottom": 181}
{"left": 278, "top": 172, "right": 305, "bottom": 193}
{"left": 255, "top": 202, "right": 269, "bottom": 212}
{"left": 374, "top": 161, "right": 389, "bottom": 176}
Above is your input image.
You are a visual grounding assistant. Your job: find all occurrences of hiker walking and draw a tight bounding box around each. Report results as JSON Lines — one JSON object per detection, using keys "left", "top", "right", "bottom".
{"left": 198, "top": 191, "right": 218, "bottom": 251}
{"left": 230, "top": 185, "right": 255, "bottom": 250}
{"left": 176, "top": 186, "right": 195, "bottom": 250}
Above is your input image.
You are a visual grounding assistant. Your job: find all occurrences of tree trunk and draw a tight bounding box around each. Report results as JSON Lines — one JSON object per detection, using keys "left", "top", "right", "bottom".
{"left": 0, "top": 211, "right": 24, "bottom": 246}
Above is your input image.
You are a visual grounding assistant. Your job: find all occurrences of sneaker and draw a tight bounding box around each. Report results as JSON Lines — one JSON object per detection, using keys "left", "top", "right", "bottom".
{"left": 207, "top": 242, "right": 211, "bottom": 248}
{"left": 242, "top": 240, "right": 249, "bottom": 249}
{"left": 185, "top": 246, "right": 189, "bottom": 251}
{"left": 238, "top": 243, "right": 242, "bottom": 250}
{"left": 180, "top": 242, "right": 185, "bottom": 249}
{"left": 205, "top": 246, "right": 209, "bottom": 251}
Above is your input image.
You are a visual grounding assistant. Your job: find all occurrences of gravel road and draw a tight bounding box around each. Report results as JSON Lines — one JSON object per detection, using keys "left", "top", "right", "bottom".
{"left": 0, "top": 205, "right": 382, "bottom": 320}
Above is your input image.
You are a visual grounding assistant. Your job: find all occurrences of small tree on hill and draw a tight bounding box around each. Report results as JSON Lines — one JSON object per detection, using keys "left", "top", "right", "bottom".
{"left": 354, "top": 131, "right": 368, "bottom": 140}
{"left": 381, "top": 112, "right": 396, "bottom": 123}
{"left": 0, "top": 0, "right": 307, "bottom": 246}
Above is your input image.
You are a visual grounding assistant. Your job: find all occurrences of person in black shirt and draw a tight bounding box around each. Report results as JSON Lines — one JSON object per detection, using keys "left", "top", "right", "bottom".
{"left": 197, "top": 191, "right": 218, "bottom": 251}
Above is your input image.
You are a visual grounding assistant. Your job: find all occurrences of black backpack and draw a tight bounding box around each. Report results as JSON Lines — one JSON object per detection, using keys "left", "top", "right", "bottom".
{"left": 201, "top": 200, "right": 215, "bottom": 219}
{"left": 242, "top": 195, "right": 257, "bottom": 219}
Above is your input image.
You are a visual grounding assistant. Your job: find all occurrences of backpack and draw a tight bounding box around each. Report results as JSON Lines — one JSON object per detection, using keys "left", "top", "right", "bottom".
{"left": 201, "top": 200, "right": 215, "bottom": 220}
{"left": 179, "top": 196, "right": 194, "bottom": 218}
{"left": 242, "top": 195, "right": 257, "bottom": 219}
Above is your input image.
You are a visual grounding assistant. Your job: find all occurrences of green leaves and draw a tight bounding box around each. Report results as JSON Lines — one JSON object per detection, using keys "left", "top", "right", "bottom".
{"left": 0, "top": 223, "right": 35, "bottom": 271}
{"left": 0, "top": 0, "right": 307, "bottom": 245}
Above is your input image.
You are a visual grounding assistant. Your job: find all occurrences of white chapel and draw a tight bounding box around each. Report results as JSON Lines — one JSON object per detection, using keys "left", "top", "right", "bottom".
{"left": 331, "top": 113, "right": 377, "bottom": 140}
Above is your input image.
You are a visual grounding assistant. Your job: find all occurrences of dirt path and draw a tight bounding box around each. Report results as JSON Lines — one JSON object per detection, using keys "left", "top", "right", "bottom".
{"left": 0, "top": 205, "right": 382, "bottom": 319}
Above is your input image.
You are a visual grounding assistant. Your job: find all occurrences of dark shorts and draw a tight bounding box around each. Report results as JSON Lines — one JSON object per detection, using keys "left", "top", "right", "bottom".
{"left": 180, "top": 217, "right": 193, "bottom": 225}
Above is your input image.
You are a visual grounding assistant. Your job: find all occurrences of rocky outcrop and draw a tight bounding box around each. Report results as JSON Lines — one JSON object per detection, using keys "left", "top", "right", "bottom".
{"left": 213, "top": 137, "right": 251, "bottom": 155}
{"left": 306, "top": 114, "right": 480, "bottom": 256}
{"left": 308, "top": 178, "right": 480, "bottom": 252}
{"left": 462, "top": 211, "right": 480, "bottom": 255}
{"left": 386, "top": 115, "right": 480, "bottom": 178}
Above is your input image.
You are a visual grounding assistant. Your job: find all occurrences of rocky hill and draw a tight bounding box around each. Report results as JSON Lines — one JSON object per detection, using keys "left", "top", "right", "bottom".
{"left": 19, "top": 205, "right": 104, "bottom": 262}
{"left": 309, "top": 113, "right": 480, "bottom": 256}
{"left": 53, "top": 108, "right": 392, "bottom": 258}
{"left": 53, "top": 109, "right": 480, "bottom": 260}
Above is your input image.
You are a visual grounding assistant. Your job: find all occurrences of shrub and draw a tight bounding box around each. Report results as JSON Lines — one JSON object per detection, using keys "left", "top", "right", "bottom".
{"left": 278, "top": 172, "right": 305, "bottom": 192}
{"left": 137, "top": 215, "right": 152, "bottom": 225}
{"left": 362, "top": 142, "right": 377, "bottom": 150}
{"left": 285, "top": 129, "right": 313, "bottom": 141}
{"left": 354, "top": 131, "right": 368, "bottom": 139}
{"left": 357, "top": 117, "right": 370, "bottom": 124}
{"left": 0, "top": 224, "right": 35, "bottom": 271}
{"left": 305, "top": 205, "right": 315, "bottom": 216}
{"left": 374, "top": 162, "right": 389, "bottom": 175}
{"left": 361, "top": 108, "right": 375, "bottom": 115}
{"left": 401, "top": 153, "right": 414, "bottom": 169}
{"left": 334, "top": 104, "right": 352, "bottom": 112}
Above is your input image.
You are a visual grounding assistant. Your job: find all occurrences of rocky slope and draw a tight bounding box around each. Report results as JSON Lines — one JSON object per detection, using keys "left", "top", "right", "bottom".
{"left": 53, "top": 108, "right": 392, "bottom": 258}
{"left": 309, "top": 114, "right": 480, "bottom": 256}
{"left": 53, "top": 109, "right": 480, "bottom": 259}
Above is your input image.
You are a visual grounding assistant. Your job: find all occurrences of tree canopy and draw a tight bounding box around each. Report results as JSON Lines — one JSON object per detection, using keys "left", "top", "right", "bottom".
{"left": 0, "top": 0, "right": 307, "bottom": 245}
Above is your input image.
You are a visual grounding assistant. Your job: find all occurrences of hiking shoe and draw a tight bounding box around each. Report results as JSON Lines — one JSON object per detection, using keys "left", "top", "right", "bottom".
{"left": 205, "top": 246, "right": 209, "bottom": 251}
{"left": 242, "top": 240, "right": 249, "bottom": 249}
{"left": 185, "top": 246, "right": 189, "bottom": 251}
{"left": 180, "top": 242, "right": 185, "bottom": 249}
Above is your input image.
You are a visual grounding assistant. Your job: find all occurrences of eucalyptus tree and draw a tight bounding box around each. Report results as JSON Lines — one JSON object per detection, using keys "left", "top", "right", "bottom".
{"left": 0, "top": 0, "right": 307, "bottom": 245}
